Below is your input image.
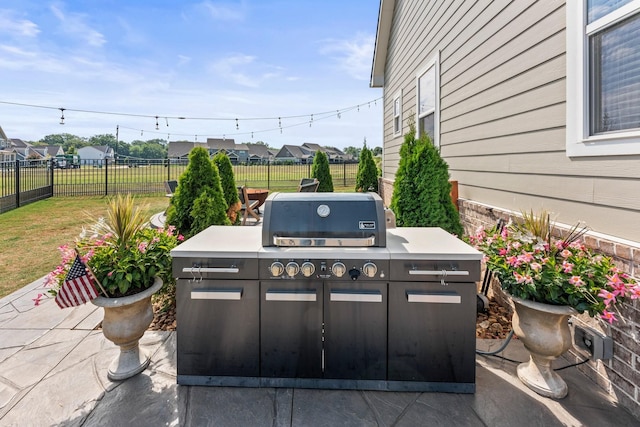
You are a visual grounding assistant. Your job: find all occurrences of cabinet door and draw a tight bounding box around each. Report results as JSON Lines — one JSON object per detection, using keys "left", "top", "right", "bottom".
{"left": 176, "top": 279, "right": 259, "bottom": 377}
{"left": 323, "top": 281, "right": 387, "bottom": 380}
{"left": 388, "top": 282, "right": 476, "bottom": 383}
{"left": 260, "top": 281, "right": 323, "bottom": 378}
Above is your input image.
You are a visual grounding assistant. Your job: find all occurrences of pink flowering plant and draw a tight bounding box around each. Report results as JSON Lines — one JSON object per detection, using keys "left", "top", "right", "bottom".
{"left": 42, "top": 194, "right": 183, "bottom": 301}
{"left": 470, "top": 216, "right": 640, "bottom": 324}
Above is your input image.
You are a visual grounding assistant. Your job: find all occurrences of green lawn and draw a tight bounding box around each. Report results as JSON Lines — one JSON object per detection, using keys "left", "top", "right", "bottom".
{"left": 0, "top": 195, "right": 170, "bottom": 299}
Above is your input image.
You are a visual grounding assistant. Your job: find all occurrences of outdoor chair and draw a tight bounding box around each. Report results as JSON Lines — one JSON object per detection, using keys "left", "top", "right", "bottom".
{"left": 164, "top": 180, "right": 178, "bottom": 197}
{"left": 238, "top": 186, "right": 261, "bottom": 226}
{"left": 298, "top": 178, "right": 319, "bottom": 192}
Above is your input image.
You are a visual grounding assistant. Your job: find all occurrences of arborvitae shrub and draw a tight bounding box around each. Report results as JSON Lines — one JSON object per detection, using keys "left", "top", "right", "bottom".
{"left": 213, "top": 152, "right": 241, "bottom": 223}
{"left": 311, "top": 151, "right": 334, "bottom": 192}
{"left": 355, "top": 145, "right": 379, "bottom": 192}
{"left": 390, "top": 123, "right": 463, "bottom": 236}
{"left": 166, "top": 147, "right": 230, "bottom": 238}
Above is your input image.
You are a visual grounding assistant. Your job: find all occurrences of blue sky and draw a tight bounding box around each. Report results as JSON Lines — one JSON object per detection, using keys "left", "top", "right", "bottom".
{"left": 0, "top": 0, "right": 382, "bottom": 149}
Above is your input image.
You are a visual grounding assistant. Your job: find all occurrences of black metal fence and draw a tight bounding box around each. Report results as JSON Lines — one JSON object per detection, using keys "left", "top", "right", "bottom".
{"left": 0, "top": 160, "right": 53, "bottom": 214}
{"left": 0, "top": 158, "right": 358, "bottom": 214}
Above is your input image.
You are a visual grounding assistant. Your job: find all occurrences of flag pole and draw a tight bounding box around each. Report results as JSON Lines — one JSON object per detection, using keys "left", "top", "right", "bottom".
{"left": 75, "top": 248, "right": 109, "bottom": 297}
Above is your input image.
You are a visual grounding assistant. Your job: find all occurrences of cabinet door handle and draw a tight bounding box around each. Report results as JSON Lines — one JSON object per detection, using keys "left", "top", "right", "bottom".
{"left": 330, "top": 291, "right": 382, "bottom": 303}
{"left": 191, "top": 289, "right": 242, "bottom": 300}
{"left": 183, "top": 267, "right": 240, "bottom": 274}
{"left": 408, "top": 270, "right": 469, "bottom": 276}
{"left": 406, "top": 291, "right": 461, "bottom": 304}
{"left": 265, "top": 290, "right": 316, "bottom": 302}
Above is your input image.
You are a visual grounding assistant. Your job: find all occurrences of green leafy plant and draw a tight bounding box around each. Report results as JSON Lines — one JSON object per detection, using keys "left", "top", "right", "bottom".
{"left": 470, "top": 214, "right": 640, "bottom": 323}
{"left": 166, "top": 147, "right": 230, "bottom": 238}
{"left": 42, "top": 194, "right": 183, "bottom": 300}
{"left": 212, "top": 152, "right": 241, "bottom": 223}
{"left": 311, "top": 151, "right": 334, "bottom": 192}
{"left": 355, "top": 145, "right": 379, "bottom": 192}
{"left": 389, "top": 119, "right": 463, "bottom": 236}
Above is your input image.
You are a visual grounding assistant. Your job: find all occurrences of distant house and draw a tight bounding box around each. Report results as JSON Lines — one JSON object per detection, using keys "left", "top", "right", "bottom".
{"left": 167, "top": 141, "right": 208, "bottom": 160}
{"left": 206, "top": 138, "right": 247, "bottom": 164}
{"left": 274, "top": 145, "right": 314, "bottom": 164}
{"left": 77, "top": 145, "right": 115, "bottom": 164}
{"left": 246, "top": 143, "right": 274, "bottom": 164}
{"left": 0, "top": 126, "right": 9, "bottom": 150}
{"left": 302, "top": 143, "right": 347, "bottom": 163}
{"left": 42, "top": 145, "right": 64, "bottom": 158}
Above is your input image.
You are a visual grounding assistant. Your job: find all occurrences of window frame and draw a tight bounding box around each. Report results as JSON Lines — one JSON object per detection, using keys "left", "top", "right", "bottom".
{"left": 393, "top": 90, "right": 402, "bottom": 136}
{"left": 416, "top": 52, "right": 440, "bottom": 147}
{"left": 566, "top": 0, "right": 640, "bottom": 157}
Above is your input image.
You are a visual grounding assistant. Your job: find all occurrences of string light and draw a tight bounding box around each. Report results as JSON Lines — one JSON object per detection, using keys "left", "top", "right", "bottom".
{"left": 1, "top": 97, "right": 382, "bottom": 141}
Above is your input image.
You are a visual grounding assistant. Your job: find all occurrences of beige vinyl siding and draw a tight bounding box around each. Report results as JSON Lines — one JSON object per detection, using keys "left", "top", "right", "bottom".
{"left": 380, "top": 0, "right": 640, "bottom": 242}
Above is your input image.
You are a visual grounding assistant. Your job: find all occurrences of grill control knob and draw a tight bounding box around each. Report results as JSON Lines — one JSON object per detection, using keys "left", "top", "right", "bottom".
{"left": 285, "top": 262, "right": 300, "bottom": 277}
{"left": 300, "top": 262, "right": 315, "bottom": 277}
{"left": 362, "top": 262, "right": 378, "bottom": 278}
{"left": 331, "top": 262, "right": 346, "bottom": 277}
{"left": 270, "top": 261, "right": 285, "bottom": 277}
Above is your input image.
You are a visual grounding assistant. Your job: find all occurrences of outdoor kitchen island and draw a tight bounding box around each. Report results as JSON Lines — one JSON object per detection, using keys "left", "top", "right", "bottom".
{"left": 171, "top": 193, "right": 482, "bottom": 393}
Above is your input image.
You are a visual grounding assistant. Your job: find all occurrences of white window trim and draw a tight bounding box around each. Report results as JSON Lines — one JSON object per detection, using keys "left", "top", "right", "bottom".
{"left": 566, "top": 0, "right": 640, "bottom": 157}
{"left": 393, "top": 90, "right": 402, "bottom": 137}
{"left": 416, "top": 51, "right": 440, "bottom": 148}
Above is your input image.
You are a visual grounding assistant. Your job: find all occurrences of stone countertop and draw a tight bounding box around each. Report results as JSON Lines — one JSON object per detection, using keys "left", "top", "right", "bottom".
{"left": 171, "top": 226, "right": 482, "bottom": 261}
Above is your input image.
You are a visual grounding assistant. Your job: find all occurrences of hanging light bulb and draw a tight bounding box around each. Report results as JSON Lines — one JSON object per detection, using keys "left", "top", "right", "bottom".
{"left": 165, "top": 117, "right": 169, "bottom": 127}
{"left": 357, "top": 105, "right": 360, "bottom": 112}
{"left": 195, "top": 134, "right": 198, "bottom": 141}
{"left": 251, "top": 132, "right": 254, "bottom": 139}
{"left": 236, "top": 118, "right": 239, "bottom": 130}
{"left": 309, "top": 114, "right": 313, "bottom": 127}
{"left": 59, "top": 108, "right": 65, "bottom": 125}
{"left": 155, "top": 116, "right": 159, "bottom": 130}
{"left": 337, "top": 110, "right": 341, "bottom": 119}
{"left": 141, "top": 130, "right": 144, "bottom": 136}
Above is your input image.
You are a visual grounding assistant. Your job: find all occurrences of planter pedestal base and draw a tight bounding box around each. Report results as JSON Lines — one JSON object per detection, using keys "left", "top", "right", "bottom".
{"left": 517, "top": 356, "right": 567, "bottom": 399}
{"left": 107, "top": 343, "right": 151, "bottom": 381}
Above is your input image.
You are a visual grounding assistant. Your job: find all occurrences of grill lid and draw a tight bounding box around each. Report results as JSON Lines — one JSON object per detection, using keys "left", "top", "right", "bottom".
{"left": 261, "top": 192, "right": 387, "bottom": 247}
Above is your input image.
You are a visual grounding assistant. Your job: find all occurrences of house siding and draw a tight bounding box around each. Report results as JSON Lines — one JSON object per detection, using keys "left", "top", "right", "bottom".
{"left": 377, "top": 0, "right": 640, "bottom": 417}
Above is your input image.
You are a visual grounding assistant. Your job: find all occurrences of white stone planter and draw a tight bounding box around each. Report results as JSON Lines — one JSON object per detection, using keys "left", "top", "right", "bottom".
{"left": 92, "top": 277, "right": 163, "bottom": 381}
{"left": 511, "top": 296, "right": 577, "bottom": 399}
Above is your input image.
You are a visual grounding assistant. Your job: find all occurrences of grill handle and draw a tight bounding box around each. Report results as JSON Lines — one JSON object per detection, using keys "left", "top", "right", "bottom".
{"left": 191, "top": 289, "right": 242, "bottom": 300}
{"left": 182, "top": 267, "right": 240, "bottom": 274}
{"left": 330, "top": 291, "right": 382, "bottom": 303}
{"left": 272, "top": 235, "right": 376, "bottom": 247}
{"left": 408, "top": 270, "right": 469, "bottom": 276}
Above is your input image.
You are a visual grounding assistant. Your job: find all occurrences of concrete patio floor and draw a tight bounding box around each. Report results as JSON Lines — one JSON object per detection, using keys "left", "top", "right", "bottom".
{"left": 1, "top": 277, "right": 639, "bottom": 427}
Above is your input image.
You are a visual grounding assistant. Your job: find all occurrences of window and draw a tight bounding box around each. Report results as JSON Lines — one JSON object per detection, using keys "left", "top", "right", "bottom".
{"left": 393, "top": 92, "right": 402, "bottom": 136}
{"left": 567, "top": 0, "right": 640, "bottom": 156}
{"left": 416, "top": 53, "right": 439, "bottom": 146}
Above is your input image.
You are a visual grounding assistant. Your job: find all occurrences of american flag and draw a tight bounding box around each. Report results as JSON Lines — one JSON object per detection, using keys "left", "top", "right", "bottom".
{"left": 55, "top": 255, "right": 99, "bottom": 308}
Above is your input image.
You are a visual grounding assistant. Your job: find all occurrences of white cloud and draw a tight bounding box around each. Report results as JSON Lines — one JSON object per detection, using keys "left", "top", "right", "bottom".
{"left": 209, "top": 54, "right": 287, "bottom": 88}
{"left": 0, "top": 10, "right": 40, "bottom": 37}
{"left": 319, "top": 32, "right": 375, "bottom": 81}
{"left": 198, "top": 1, "right": 246, "bottom": 21}
{"left": 50, "top": 4, "right": 106, "bottom": 47}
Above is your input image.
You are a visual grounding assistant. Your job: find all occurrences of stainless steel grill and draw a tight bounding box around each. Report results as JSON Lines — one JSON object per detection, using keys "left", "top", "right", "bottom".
{"left": 172, "top": 192, "right": 482, "bottom": 392}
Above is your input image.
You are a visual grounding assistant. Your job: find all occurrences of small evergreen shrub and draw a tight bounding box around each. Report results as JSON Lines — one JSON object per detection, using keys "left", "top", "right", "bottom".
{"left": 311, "top": 151, "right": 334, "bottom": 192}
{"left": 213, "top": 152, "right": 241, "bottom": 223}
{"left": 166, "top": 147, "right": 230, "bottom": 238}
{"left": 355, "top": 145, "right": 379, "bottom": 192}
{"left": 390, "top": 122, "right": 463, "bottom": 236}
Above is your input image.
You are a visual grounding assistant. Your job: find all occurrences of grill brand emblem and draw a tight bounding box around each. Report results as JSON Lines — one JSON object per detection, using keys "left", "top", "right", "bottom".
{"left": 359, "top": 221, "right": 376, "bottom": 230}
{"left": 317, "top": 204, "right": 330, "bottom": 218}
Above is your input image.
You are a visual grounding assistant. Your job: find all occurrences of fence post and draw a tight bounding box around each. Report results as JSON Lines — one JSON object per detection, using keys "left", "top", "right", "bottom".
{"left": 15, "top": 160, "right": 20, "bottom": 208}
{"left": 308, "top": 163, "right": 311, "bottom": 177}
{"left": 167, "top": 158, "right": 170, "bottom": 181}
{"left": 267, "top": 161, "right": 271, "bottom": 189}
{"left": 49, "top": 159, "right": 54, "bottom": 197}
{"left": 104, "top": 158, "right": 108, "bottom": 196}
{"left": 343, "top": 162, "right": 346, "bottom": 187}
